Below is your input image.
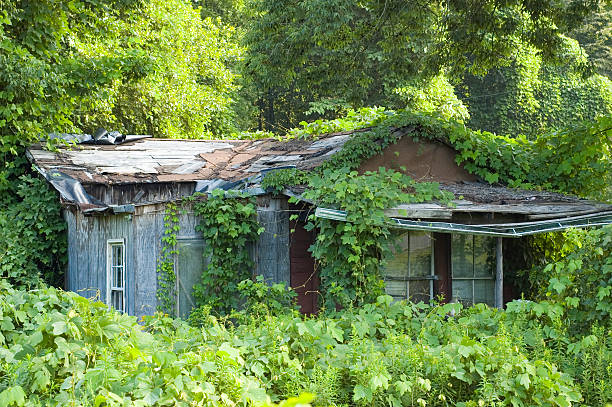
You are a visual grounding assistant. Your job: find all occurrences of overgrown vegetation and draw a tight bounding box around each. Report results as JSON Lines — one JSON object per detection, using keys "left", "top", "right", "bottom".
{"left": 262, "top": 109, "right": 612, "bottom": 201}
{"left": 462, "top": 37, "right": 612, "bottom": 136}
{"left": 0, "top": 174, "right": 66, "bottom": 288}
{"left": 0, "top": 1, "right": 611, "bottom": 406}
{"left": 190, "top": 190, "right": 264, "bottom": 315}
{"left": 1, "top": 223, "right": 611, "bottom": 406}
{"left": 300, "top": 168, "right": 452, "bottom": 309}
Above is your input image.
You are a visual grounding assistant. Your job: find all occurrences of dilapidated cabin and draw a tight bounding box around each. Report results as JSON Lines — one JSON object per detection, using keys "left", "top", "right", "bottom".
{"left": 27, "top": 129, "right": 612, "bottom": 317}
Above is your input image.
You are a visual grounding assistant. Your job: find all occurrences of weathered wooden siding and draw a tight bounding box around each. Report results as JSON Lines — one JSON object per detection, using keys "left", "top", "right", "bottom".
{"left": 64, "top": 194, "right": 291, "bottom": 317}
{"left": 64, "top": 209, "right": 135, "bottom": 314}
{"left": 131, "top": 205, "right": 204, "bottom": 317}
{"left": 84, "top": 182, "right": 196, "bottom": 206}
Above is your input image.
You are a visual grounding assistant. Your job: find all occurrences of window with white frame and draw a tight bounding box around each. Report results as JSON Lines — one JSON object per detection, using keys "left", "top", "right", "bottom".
{"left": 451, "top": 234, "right": 495, "bottom": 306}
{"left": 107, "top": 239, "right": 126, "bottom": 312}
{"left": 384, "top": 231, "right": 434, "bottom": 303}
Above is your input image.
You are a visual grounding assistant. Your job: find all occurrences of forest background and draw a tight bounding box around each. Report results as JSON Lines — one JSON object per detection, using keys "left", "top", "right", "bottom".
{"left": 0, "top": 1, "right": 611, "bottom": 406}
{"left": 1, "top": 0, "right": 611, "bottom": 283}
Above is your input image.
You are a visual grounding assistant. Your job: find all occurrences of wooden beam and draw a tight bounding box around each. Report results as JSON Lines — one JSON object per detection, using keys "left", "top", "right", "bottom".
{"left": 495, "top": 237, "right": 503, "bottom": 309}
{"left": 385, "top": 204, "right": 452, "bottom": 219}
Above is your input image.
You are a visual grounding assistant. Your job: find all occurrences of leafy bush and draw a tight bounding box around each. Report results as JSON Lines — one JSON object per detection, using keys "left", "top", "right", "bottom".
{"left": 1, "top": 266, "right": 610, "bottom": 406}
{"left": 0, "top": 281, "right": 273, "bottom": 406}
{"left": 523, "top": 225, "right": 612, "bottom": 336}
{"left": 236, "top": 276, "right": 299, "bottom": 316}
{"left": 0, "top": 175, "right": 66, "bottom": 288}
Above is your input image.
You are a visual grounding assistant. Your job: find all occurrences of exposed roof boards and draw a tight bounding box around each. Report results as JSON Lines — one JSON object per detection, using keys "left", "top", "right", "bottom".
{"left": 27, "top": 130, "right": 612, "bottom": 222}
{"left": 27, "top": 132, "right": 356, "bottom": 186}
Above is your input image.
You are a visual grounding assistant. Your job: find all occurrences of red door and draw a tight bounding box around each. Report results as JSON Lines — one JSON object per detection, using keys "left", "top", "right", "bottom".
{"left": 289, "top": 219, "right": 319, "bottom": 314}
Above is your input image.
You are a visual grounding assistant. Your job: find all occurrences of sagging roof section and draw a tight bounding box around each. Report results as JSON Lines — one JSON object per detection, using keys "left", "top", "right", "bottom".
{"left": 27, "top": 129, "right": 612, "bottom": 224}
{"left": 27, "top": 132, "right": 354, "bottom": 186}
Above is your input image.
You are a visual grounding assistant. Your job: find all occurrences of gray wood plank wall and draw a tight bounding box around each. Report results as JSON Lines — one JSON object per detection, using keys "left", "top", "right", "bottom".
{"left": 63, "top": 194, "right": 291, "bottom": 317}
{"left": 64, "top": 209, "right": 134, "bottom": 314}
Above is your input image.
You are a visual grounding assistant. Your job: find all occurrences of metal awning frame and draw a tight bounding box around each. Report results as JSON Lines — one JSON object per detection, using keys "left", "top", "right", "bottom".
{"left": 315, "top": 208, "right": 612, "bottom": 238}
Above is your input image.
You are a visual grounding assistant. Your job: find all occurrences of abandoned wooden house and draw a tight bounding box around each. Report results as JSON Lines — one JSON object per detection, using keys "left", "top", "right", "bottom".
{"left": 27, "top": 130, "right": 612, "bottom": 317}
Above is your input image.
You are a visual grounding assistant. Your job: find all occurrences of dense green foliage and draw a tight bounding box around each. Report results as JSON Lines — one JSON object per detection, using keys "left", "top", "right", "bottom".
{"left": 0, "top": 280, "right": 312, "bottom": 406}
{"left": 462, "top": 37, "right": 612, "bottom": 136}
{"left": 242, "top": 0, "right": 598, "bottom": 130}
{"left": 300, "top": 168, "right": 452, "bottom": 309}
{"left": 191, "top": 190, "right": 264, "bottom": 315}
{"left": 0, "top": 175, "right": 66, "bottom": 288}
{"left": 523, "top": 225, "right": 612, "bottom": 337}
{"left": 1, "top": 227, "right": 611, "bottom": 407}
{"left": 0, "top": 0, "right": 240, "bottom": 160}
{"left": 71, "top": 0, "right": 243, "bottom": 139}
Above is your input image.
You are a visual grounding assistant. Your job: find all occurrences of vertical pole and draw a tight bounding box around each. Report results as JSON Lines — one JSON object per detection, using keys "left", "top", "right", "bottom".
{"left": 495, "top": 237, "right": 503, "bottom": 309}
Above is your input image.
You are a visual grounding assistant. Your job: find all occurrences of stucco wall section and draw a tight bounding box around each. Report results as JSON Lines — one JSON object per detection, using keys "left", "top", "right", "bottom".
{"left": 359, "top": 137, "right": 478, "bottom": 182}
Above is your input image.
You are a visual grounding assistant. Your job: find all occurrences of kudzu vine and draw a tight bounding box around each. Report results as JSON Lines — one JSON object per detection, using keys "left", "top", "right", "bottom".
{"left": 156, "top": 192, "right": 265, "bottom": 317}
{"left": 191, "top": 189, "right": 264, "bottom": 315}
{"left": 296, "top": 168, "right": 453, "bottom": 309}
{"left": 157, "top": 108, "right": 610, "bottom": 314}
{"left": 156, "top": 202, "right": 179, "bottom": 315}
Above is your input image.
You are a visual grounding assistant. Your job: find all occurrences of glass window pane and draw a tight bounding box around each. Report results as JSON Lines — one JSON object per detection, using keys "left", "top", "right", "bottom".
{"left": 384, "top": 233, "right": 409, "bottom": 279}
{"left": 112, "top": 291, "right": 123, "bottom": 311}
{"left": 452, "top": 280, "right": 473, "bottom": 306}
{"left": 452, "top": 235, "right": 473, "bottom": 277}
{"left": 474, "top": 280, "right": 495, "bottom": 306}
{"left": 108, "top": 241, "right": 126, "bottom": 312}
{"left": 114, "top": 267, "right": 119, "bottom": 287}
{"left": 474, "top": 236, "right": 495, "bottom": 277}
{"left": 385, "top": 280, "right": 408, "bottom": 300}
{"left": 409, "top": 233, "right": 431, "bottom": 277}
{"left": 113, "top": 245, "right": 122, "bottom": 267}
{"left": 176, "top": 239, "right": 207, "bottom": 318}
{"left": 408, "top": 280, "right": 430, "bottom": 303}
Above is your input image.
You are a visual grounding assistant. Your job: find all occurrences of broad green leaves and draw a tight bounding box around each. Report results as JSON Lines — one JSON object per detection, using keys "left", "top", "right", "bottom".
{"left": 190, "top": 189, "right": 264, "bottom": 315}
{"left": 301, "top": 166, "right": 452, "bottom": 309}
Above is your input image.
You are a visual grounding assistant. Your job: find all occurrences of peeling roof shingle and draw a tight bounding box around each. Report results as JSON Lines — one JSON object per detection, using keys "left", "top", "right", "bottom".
{"left": 27, "top": 133, "right": 355, "bottom": 186}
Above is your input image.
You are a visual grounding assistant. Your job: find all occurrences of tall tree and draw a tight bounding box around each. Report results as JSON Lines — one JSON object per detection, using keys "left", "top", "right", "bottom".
{"left": 460, "top": 37, "right": 612, "bottom": 135}
{"left": 570, "top": 2, "right": 612, "bottom": 78}
{"left": 242, "top": 0, "right": 600, "bottom": 131}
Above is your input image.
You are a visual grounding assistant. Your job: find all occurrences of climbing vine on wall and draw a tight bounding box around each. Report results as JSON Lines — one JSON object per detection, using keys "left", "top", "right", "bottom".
{"left": 294, "top": 168, "right": 453, "bottom": 309}
{"left": 263, "top": 109, "right": 612, "bottom": 201}
{"left": 156, "top": 202, "right": 179, "bottom": 315}
{"left": 157, "top": 108, "right": 610, "bottom": 315}
{"left": 190, "top": 189, "right": 264, "bottom": 315}
{"left": 261, "top": 108, "right": 610, "bottom": 308}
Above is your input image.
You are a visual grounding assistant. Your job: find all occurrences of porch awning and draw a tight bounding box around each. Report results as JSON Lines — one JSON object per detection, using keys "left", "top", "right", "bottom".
{"left": 314, "top": 207, "right": 612, "bottom": 237}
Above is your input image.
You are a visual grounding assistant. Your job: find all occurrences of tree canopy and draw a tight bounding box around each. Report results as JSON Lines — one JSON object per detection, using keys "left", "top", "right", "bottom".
{"left": 241, "top": 0, "right": 602, "bottom": 130}
{"left": 0, "top": 0, "right": 242, "bottom": 189}
{"left": 461, "top": 37, "right": 612, "bottom": 135}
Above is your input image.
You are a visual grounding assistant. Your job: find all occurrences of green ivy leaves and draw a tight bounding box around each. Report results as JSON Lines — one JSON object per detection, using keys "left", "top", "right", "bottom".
{"left": 299, "top": 167, "right": 452, "bottom": 310}
{"left": 191, "top": 189, "right": 264, "bottom": 315}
